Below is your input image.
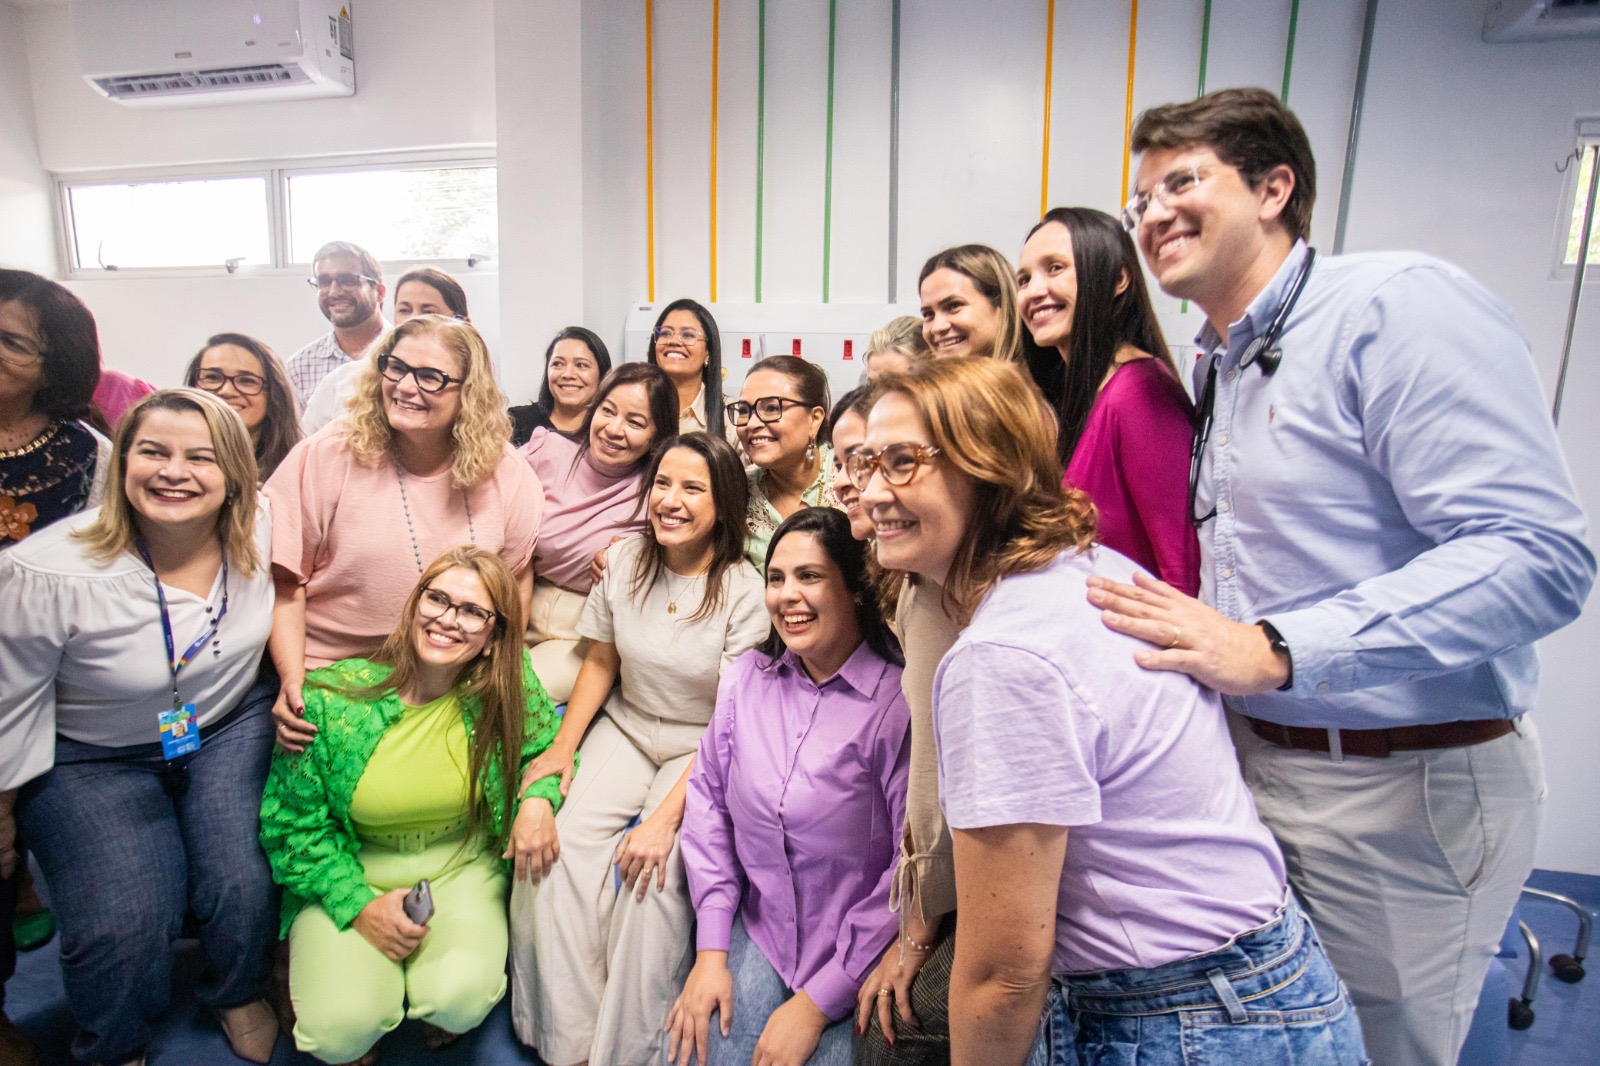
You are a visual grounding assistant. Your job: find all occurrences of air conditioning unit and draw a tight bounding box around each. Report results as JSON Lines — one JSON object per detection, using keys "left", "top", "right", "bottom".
{"left": 1484, "top": 0, "right": 1600, "bottom": 42}
{"left": 74, "top": 0, "right": 355, "bottom": 108}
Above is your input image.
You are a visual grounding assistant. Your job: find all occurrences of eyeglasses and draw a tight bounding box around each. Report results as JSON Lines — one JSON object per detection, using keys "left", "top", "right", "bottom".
{"left": 308, "top": 272, "right": 380, "bottom": 291}
{"left": 845, "top": 443, "right": 941, "bottom": 491}
{"left": 377, "top": 354, "right": 464, "bottom": 393}
{"left": 194, "top": 368, "right": 266, "bottom": 396}
{"left": 653, "top": 327, "right": 706, "bottom": 345}
{"left": 1121, "top": 164, "right": 1209, "bottom": 232}
{"left": 0, "top": 329, "right": 44, "bottom": 368}
{"left": 724, "top": 396, "right": 812, "bottom": 427}
{"left": 418, "top": 586, "right": 498, "bottom": 634}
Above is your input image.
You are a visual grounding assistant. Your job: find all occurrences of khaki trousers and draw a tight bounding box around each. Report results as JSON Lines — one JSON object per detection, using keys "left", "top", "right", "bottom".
{"left": 526, "top": 580, "right": 590, "bottom": 705}
{"left": 510, "top": 713, "right": 696, "bottom": 1066}
{"left": 1232, "top": 715, "right": 1544, "bottom": 1066}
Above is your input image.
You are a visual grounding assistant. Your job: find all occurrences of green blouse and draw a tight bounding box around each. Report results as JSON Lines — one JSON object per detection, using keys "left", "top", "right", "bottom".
{"left": 259, "top": 652, "right": 563, "bottom": 938}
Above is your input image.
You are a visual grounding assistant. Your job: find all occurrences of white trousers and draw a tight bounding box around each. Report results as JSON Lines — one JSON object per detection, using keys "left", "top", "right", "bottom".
{"left": 1232, "top": 715, "right": 1545, "bottom": 1066}
{"left": 526, "top": 581, "right": 590, "bottom": 706}
{"left": 510, "top": 713, "right": 696, "bottom": 1066}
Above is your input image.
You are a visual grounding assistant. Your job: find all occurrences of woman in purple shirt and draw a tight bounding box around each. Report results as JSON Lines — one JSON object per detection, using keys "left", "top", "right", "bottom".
{"left": 1016, "top": 207, "right": 1199, "bottom": 595}
{"left": 852, "top": 358, "right": 1363, "bottom": 1066}
{"left": 664, "top": 507, "right": 910, "bottom": 1066}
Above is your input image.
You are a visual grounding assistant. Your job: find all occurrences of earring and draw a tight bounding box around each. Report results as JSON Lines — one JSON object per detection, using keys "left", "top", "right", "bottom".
{"left": 805, "top": 439, "right": 817, "bottom": 464}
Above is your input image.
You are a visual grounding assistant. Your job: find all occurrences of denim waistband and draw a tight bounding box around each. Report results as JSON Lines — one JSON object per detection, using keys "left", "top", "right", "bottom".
{"left": 1061, "top": 896, "right": 1313, "bottom": 1017}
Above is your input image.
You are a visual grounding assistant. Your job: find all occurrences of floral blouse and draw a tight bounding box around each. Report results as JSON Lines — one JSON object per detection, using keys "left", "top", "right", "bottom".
{"left": 0, "top": 420, "right": 102, "bottom": 551}
{"left": 742, "top": 442, "right": 840, "bottom": 572}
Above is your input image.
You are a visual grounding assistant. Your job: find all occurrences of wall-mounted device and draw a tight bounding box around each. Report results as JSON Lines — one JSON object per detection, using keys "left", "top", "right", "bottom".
{"left": 75, "top": 0, "right": 356, "bottom": 108}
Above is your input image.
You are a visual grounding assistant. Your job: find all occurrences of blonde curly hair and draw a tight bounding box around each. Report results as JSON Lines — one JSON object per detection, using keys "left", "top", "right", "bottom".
{"left": 344, "top": 315, "right": 511, "bottom": 488}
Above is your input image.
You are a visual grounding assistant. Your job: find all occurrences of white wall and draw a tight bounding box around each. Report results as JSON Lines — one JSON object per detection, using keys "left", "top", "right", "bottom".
{"left": 0, "top": 0, "right": 56, "bottom": 274}
{"left": 23, "top": 0, "right": 497, "bottom": 172}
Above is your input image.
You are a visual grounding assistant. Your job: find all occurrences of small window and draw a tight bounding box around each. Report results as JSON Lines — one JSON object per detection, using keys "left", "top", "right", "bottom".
{"left": 1562, "top": 144, "right": 1600, "bottom": 268}
{"left": 286, "top": 165, "right": 498, "bottom": 263}
{"left": 65, "top": 177, "right": 270, "bottom": 270}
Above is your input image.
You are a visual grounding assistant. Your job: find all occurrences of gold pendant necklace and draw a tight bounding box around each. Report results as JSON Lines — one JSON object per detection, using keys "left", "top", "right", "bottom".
{"left": 664, "top": 567, "right": 693, "bottom": 615}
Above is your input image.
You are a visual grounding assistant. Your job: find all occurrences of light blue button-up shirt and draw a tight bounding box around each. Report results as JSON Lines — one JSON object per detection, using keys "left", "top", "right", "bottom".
{"left": 1194, "top": 241, "right": 1594, "bottom": 729}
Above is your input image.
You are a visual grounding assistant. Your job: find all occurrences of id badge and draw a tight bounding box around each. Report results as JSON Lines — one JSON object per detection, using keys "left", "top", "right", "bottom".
{"left": 159, "top": 703, "right": 202, "bottom": 760}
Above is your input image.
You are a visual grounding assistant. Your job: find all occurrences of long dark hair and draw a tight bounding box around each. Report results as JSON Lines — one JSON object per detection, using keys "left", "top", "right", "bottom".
{"left": 0, "top": 269, "right": 101, "bottom": 423}
{"left": 823, "top": 384, "right": 873, "bottom": 447}
{"left": 647, "top": 298, "right": 724, "bottom": 437}
{"left": 629, "top": 431, "right": 749, "bottom": 622}
{"left": 184, "top": 332, "right": 303, "bottom": 480}
{"left": 536, "top": 326, "right": 613, "bottom": 412}
{"left": 755, "top": 507, "right": 901, "bottom": 668}
{"left": 1019, "top": 208, "right": 1182, "bottom": 463}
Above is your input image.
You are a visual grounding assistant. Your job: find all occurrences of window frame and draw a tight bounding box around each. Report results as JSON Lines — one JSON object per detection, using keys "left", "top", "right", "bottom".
{"left": 1552, "top": 118, "right": 1600, "bottom": 280}
{"left": 55, "top": 150, "right": 498, "bottom": 280}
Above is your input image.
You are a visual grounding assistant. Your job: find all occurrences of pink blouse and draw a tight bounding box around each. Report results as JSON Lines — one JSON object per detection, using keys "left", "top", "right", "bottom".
{"left": 520, "top": 428, "right": 648, "bottom": 593}
{"left": 1065, "top": 358, "right": 1200, "bottom": 596}
{"left": 265, "top": 426, "right": 543, "bottom": 668}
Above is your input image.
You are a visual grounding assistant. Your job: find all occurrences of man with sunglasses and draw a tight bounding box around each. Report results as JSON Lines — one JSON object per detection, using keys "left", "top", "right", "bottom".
{"left": 285, "top": 240, "right": 389, "bottom": 406}
{"left": 1088, "top": 87, "right": 1593, "bottom": 1066}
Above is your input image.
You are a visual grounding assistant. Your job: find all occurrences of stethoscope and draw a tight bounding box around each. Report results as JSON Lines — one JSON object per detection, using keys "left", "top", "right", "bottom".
{"left": 1188, "top": 247, "right": 1317, "bottom": 526}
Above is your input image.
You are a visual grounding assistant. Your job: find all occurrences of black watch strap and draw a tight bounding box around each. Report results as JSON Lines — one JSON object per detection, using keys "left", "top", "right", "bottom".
{"left": 1256, "top": 619, "right": 1294, "bottom": 691}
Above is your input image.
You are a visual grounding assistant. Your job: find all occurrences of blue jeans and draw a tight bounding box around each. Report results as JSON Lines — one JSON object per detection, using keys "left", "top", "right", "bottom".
{"left": 17, "top": 678, "right": 279, "bottom": 1064}
{"left": 661, "top": 915, "right": 855, "bottom": 1065}
{"left": 1027, "top": 897, "right": 1368, "bottom": 1066}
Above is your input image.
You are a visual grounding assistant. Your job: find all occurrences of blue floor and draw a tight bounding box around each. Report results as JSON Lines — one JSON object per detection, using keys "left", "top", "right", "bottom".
{"left": 9, "top": 867, "right": 1599, "bottom": 1064}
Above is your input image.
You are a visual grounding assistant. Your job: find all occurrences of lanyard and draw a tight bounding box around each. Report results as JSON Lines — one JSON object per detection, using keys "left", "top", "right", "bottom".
{"left": 135, "top": 541, "right": 230, "bottom": 710}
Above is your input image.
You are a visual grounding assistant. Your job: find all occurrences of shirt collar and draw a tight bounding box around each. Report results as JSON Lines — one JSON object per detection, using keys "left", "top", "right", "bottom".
{"left": 682, "top": 383, "right": 708, "bottom": 429}
{"left": 1193, "top": 239, "right": 1310, "bottom": 357}
{"left": 778, "top": 639, "right": 888, "bottom": 698}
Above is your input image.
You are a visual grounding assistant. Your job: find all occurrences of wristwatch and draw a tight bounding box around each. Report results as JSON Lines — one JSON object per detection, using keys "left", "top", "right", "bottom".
{"left": 1256, "top": 620, "right": 1294, "bottom": 691}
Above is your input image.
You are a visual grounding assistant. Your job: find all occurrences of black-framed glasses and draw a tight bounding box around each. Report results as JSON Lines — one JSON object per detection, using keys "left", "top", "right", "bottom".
{"left": 378, "top": 354, "right": 464, "bottom": 393}
{"left": 194, "top": 368, "right": 266, "bottom": 396}
{"left": 1122, "top": 164, "right": 1208, "bottom": 232}
{"left": 652, "top": 326, "right": 705, "bottom": 345}
{"left": 845, "top": 443, "right": 941, "bottom": 491}
{"left": 418, "top": 586, "right": 498, "bottom": 634}
{"left": 724, "top": 396, "right": 812, "bottom": 427}
{"left": 0, "top": 329, "right": 44, "bottom": 367}
{"left": 308, "top": 272, "right": 380, "bottom": 290}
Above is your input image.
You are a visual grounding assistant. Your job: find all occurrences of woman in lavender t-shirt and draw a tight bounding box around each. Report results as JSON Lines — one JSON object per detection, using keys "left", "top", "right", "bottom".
{"left": 852, "top": 357, "right": 1365, "bottom": 1066}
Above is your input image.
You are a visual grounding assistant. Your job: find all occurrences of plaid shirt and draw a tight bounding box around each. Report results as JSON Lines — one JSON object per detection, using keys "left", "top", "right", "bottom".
{"left": 285, "top": 320, "right": 389, "bottom": 407}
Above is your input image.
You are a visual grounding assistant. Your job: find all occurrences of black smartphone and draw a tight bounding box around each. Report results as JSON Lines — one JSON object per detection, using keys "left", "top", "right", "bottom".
{"left": 402, "top": 879, "right": 434, "bottom": 925}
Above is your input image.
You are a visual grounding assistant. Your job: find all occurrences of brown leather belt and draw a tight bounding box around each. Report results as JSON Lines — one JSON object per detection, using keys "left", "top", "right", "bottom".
{"left": 1244, "top": 716, "right": 1516, "bottom": 759}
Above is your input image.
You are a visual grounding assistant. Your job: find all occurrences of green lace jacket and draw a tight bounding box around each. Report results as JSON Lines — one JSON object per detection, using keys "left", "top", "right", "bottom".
{"left": 258, "top": 653, "right": 565, "bottom": 938}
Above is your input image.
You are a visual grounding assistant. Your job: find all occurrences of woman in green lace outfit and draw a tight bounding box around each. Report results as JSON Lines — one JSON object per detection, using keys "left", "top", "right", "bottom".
{"left": 259, "top": 546, "right": 566, "bottom": 1065}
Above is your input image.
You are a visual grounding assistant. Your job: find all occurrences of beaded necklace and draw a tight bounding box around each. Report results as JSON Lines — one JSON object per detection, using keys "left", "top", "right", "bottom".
{"left": 395, "top": 459, "right": 477, "bottom": 574}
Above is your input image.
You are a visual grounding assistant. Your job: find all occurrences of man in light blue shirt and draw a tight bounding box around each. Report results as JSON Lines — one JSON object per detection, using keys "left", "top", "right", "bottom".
{"left": 1089, "top": 88, "right": 1593, "bottom": 1066}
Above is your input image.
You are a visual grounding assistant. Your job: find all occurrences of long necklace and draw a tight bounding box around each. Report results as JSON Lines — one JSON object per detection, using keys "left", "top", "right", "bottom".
{"left": 395, "top": 460, "right": 476, "bottom": 575}
{"left": 663, "top": 567, "right": 696, "bottom": 615}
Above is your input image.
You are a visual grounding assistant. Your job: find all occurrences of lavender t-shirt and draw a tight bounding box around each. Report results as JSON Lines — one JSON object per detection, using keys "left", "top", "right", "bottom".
{"left": 933, "top": 547, "right": 1285, "bottom": 974}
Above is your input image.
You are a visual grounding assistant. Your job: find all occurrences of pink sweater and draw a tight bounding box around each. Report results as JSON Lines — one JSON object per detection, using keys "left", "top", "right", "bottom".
{"left": 265, "top": 426, "right": 543, "bottom": 667}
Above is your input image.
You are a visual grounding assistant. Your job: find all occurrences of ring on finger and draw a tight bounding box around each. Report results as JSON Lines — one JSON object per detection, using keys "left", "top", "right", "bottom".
{"left": 1166, "top": 625, "right": 1182, "bottom": 649}
{"left": 876, "top": 989, "right": 892, "bottom": 998}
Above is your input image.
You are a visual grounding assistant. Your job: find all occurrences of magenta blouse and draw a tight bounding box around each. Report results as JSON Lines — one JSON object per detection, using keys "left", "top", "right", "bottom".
{"left": 1065, "top": 358, "right": 1200, "bottom": 596}
{"left": 682, "top": 644, "right": 910, "bottom": 1020}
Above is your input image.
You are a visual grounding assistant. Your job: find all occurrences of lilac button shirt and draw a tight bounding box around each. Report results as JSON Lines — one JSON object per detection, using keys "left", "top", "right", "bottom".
{"left": 683, "top": 644, "right": 911, "bottom": 1020}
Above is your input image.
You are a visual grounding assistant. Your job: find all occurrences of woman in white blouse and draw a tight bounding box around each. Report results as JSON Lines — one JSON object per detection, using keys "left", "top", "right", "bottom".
{"left": 509, "top": 431, "right": 769, "bottom": 1066}
{"left": 0, "top": 389, "right": 280, "bottom": 1066}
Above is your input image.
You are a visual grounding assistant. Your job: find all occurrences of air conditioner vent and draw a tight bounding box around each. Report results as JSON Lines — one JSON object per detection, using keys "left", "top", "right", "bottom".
{"left": 91, "top": 64, "right": 308, "bottom": 100}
